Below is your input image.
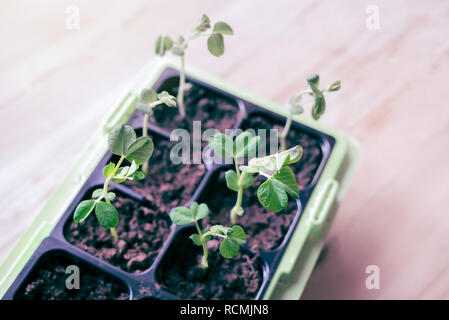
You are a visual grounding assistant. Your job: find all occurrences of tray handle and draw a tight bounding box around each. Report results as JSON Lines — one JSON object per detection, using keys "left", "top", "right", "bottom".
{"left": 279, "top": 179, "right": 339, "bottom": 282}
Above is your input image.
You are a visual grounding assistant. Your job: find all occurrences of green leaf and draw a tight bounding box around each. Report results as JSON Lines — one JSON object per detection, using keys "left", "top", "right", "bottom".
{"left": 196, "top": 203, "right": 210, "bottom": 221}
{"left": 207, "top": 33, "right": 225, "bottom": 57}
{"left": 103, "top": 163, "right": 115, "bottom": 178}
{"left": 170, "top": 206, "right": 193, "bottom": 226}
{"left": 229, "top": 225, "right": 246, "bottom": 243}
{"left": 155, "top": 35, "right": 173, "bottom": 56}
{"left": 257, "top": 178, "right": 288, "bottom": 212}
{"left": 140, "top": 89, "right": 157, "bottom": 103}
{"left": 189, "top": 234, "right": 203, "bottom": 246}
{"left": 95, "top": 201, "right": 119, "bottom": 228}
{"left": 195, "top": 14, "right": 211, "bottom": 32}
{"left": 328, "top": 80, "right": 341, "bottom": 92}
{"left": 234, "top": 132, "right": 260, "bottom": 158}
{"left": 73, "top": 200, "right": 96, "bottom": 223}
{"left": 111, "top": 167, "right": 128, "bottom": 183}
{"left": 312, "top": 95, "right": 325, "bottom": 120}
{"left": 203, "top": 225, "right": 246, "bottom": 259}
{"left": 209, "top": 225, "right": 230, "bottom": 236}
{"left": 225, "top": 170, "right": 239, "bottom": 192}
{"left": 126, "top": 137, "right": 154, "bottom": 165}
{"left": 240, "top": 166, "right": 259, "bottom": 174}
{"left": 105, "top": 192, "right": 116, "bottom": 201}
{"left": 226, "top": 169, "right": 254, "bottom": 190}
{"left": 128, "top": 171, "right": 145, "bottom": 181}
{"left": 273, "top": 167, "right": 299, "bottom": 199}
{"left": 91, "top": 188, "right": 103, "bottom": 199}
{"left": 127, "top": 160, "right": 137, "bottom": 176}
{"left": 307, "top": 74, "right": 320, "bottom": 86}
{"left": 114, "top": 166, "right": 130, "bottom": 179}
{"left": 108, "top": 124, "right": 136, "bottom": 156}
{"left": 213, "top": 21, "right": 233, "bottom": 35}
{"left": 308, "top": 75, "right": 326, "bottom": 120}
{"left": 157, "top": 91, "right": 177, "bottom": 107}
{"left": 248, "top": 156, "right": 276, "bottom": 173}
{"left": 219, "top": 238, "right": 239, "bottom": 258}
{"left": 275, "top": 145, "right": 303, "bottom": 169}
{"left": 209, "top": 133, "right": 234, "bottom": 158}
{"left": 242, "top": 173, "right": 254, "bottom": 189}
{"left": 170, "top": 202, "right": 209, "bottom": 226}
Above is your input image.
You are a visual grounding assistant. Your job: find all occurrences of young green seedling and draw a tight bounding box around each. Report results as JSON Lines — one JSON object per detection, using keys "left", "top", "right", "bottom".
{"left": 73, "top": 124, "right": 154, "bottom": 240}
{"left": 170, "top": 202, "right": 246, "bottom": 269}
{"left": 209, "top": 132, "right": 303, "bottom": 224}
{"left": 136, "top": 88, "right": 176, "bottom": 175}
{"left": 155, "top": 14, "right": 233, "bottom": 119}
{"left": 279, "top": 74, "right": 341, "bottom": 151}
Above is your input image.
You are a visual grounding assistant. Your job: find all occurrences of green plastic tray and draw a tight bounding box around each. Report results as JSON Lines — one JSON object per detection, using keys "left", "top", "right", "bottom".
{"left": 0, "top": 58, "right": 360, "bottom": 299}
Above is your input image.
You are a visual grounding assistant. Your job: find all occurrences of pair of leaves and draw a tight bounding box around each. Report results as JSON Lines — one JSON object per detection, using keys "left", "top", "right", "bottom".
{"left": 108, "top": 124, "right": 154, "bottom": 165}
{"left": 136, "top": 89, "right": 177, "bottom": 116}
{"left": 104, "top": 161, "right": 145, "bottom": 184}
{"left": 239, "top": 146, "right": 302, "bottom": 212}
{"left": 209, "top": 131, "right": 260, "bottom": 159}
{"left": 155, "top": 14, "right": 233, "bottom": 58}
{"left": 156, "top": 34, "right": 186, "bottom": 56}
{"left": 189, "top": 225, "right": 246, "bottom": 259}
{"left": 155, "top": 34, "right": 174, "bottom": 56}
{"left": 207, "top": 22, "right": 233, "bottom": 57}
{"left": 191, "top": 14, "right": 233, "bottom": 57}
{"left": 74, "top": 183, "right": 122, "bottom": 228}
{"left": 209, "top": 225, "right": 246, "bottom": 259}
{"left": 307, "top": 74, "right": 326, "bottom": 120}
{"left": 170, "top": 202, "right": 210, "bottom": 226}
{"left": 170, "top": 202, "right": 246, "bottom": 260}
{"left": 306, "top": 74, "right": 341, "bottom": 120}
{"left": 92, "top": 188, "right": 115, "bottom": 201}
{"left": 73, "top": 199, "right": 119, "bottom": 229}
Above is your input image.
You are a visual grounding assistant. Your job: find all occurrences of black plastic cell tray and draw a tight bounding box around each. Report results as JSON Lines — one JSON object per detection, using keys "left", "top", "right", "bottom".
{"left": 3, "top": 68, "right": 335, "bottom": 300}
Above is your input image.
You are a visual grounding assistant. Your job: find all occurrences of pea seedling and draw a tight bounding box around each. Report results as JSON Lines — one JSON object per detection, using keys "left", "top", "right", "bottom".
{"left": 170, "top": 202, "right": 246, "bottom": 269}
{"left": 136, "top": 88, "right": 176, "bottom": 175}
{"left": 209, "top": 132, "right": 303, "bottom": 224}
{"left": 73, "top": 124, "right": 154, "bottom": 240}
{"left": 155, "top": 14, "right": 233, "bottom": 119}
{"left": 279, "top": 74, "right": 341, "bottom": 151}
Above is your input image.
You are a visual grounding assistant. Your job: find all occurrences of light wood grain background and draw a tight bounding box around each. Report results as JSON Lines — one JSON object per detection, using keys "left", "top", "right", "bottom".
{"left": 1, "top": 0, "right": 449, "bottom": 299}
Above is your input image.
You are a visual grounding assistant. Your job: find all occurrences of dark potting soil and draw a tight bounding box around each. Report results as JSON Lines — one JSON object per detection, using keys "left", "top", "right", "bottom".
{"left": 14, "top": 252, "right": 129, "bottom": 300}
{"left": 149, "top": 81, "right": 239, "bottom": 133}
{"left": 156, "top": 229, "right": 263, "bottom": 300}
{"left": 65, "top": 193, "right": 171, "bottom": 273}
{"left": 241, "top": 114, "right": 323, "bottom": 189}
{"left": 200, "top": 172, "right": 298, "bottom": 251}
{"left": 125, "top": 139, "right": 206, "bottom": 208}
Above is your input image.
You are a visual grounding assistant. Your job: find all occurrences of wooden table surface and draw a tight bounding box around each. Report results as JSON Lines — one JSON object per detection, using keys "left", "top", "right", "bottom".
{"left": 1, "top": 0, "right": 449, "bottom": 299}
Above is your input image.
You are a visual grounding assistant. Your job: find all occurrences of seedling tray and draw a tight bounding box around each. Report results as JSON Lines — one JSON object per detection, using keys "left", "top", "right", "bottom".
{"left": 0, "top": 59, "right": 359, "bottom": 300}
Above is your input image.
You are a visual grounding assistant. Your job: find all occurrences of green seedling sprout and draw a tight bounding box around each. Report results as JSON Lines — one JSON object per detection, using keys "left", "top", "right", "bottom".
{"left": 155, "top": 14, "right": 233, "bottom": 119}
{"left": 279, "top": 74, "right": 341, "bottom": 151}
{"left": 209, "top": 132, "right": 303, "bottom": 224}
{"left": 73, "top": 124, "right": 154, "bottom": 240}
{"left": 136, "top": 88, "right": 176, "bottom": 175}
{"left": 170, "top": 202, "right": 246, "bottom": 269}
